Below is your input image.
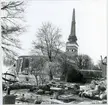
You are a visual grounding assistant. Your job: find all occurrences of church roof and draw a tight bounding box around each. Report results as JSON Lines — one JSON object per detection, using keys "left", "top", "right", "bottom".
{"left": 68, "top": 8, "right": 78, "bottom": 44}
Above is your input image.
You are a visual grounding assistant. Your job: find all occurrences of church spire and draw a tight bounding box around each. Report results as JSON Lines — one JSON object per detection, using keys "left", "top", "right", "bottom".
{"left": 68, "top": 8, "right": 77, "bottom": 44}
{"left": 66, "top": 8, "right": 78, "bottom": 57}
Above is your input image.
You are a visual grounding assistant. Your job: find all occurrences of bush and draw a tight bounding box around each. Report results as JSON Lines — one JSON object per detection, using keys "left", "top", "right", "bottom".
{"left": 67, "top": 69, "right": 84, "bottom": 83}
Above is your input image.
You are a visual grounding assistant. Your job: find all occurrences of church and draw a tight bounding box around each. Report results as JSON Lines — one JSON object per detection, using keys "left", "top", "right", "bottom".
{"left": 66, "top": 8, "right": 78, "bottom": 59}
{"left": 16, "top": 8, "right": 104, "bottom": 83}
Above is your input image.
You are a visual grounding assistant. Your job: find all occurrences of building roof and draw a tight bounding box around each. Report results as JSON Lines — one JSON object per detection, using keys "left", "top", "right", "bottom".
{"left": 68, "top": 8, "right": 78, "bottom": 44}
{"left": 18, "top": 55, "right": 46, "bottom": 58}
{"left": 79, "top": 69, "right": 102, "bottom": 72}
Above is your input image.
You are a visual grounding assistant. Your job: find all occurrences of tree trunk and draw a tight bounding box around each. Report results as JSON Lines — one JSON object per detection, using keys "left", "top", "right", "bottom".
{"left": 49, "top": 69, "right": 53, "bottom": 80}
{"left": 65, "top": 71, "right": 68, "bottom": 82}
{"left": 35, "top": 75, "right": 38, "bottom": 86}
{"left": 7, "top": 84, "right": 35, "bottom": 95}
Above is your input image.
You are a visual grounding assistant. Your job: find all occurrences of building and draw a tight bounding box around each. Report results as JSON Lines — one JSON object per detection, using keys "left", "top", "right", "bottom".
{"left": 66, "top": 8, "right": 78, "bottom": 60}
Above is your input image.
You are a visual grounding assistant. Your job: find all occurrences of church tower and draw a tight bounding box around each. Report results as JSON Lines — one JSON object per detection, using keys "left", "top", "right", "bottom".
{"left": 66, "top": 8, "right": 78, "bottom": 58}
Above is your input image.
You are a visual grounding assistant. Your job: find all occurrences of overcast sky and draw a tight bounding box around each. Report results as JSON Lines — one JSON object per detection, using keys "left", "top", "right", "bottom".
{"left": 19, "top": 0, "right": 107, "bottom": 64}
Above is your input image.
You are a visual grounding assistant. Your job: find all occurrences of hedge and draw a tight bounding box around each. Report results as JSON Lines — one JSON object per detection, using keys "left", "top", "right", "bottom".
{"left": 80, "top": 69, "right": 102, "bottom": 80}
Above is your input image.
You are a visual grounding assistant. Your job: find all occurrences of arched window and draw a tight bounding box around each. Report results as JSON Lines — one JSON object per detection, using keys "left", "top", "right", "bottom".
{"left": 24, "top": 59, "right": 29, "bottom": 68}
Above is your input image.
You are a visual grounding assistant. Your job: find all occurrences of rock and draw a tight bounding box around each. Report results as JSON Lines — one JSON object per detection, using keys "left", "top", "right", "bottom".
{"left": 79, "top": 80, "right": 107, "bottom": 100}
{"left": 39, "top": 84, "right": 50, "bottom": 91}
{"left": 74, "top": 84, "right": 80, "bottom": 89}
{"left": 80, "top": 101, "right": 91, "bottom": 104}
{"left": 37, "top": 89, "right": 44, "bottom": 94}
{"left": 41, "top": 101, "right": 51, "bottom": 104}
{"left": 18, "top": 94, "right": 29, "bottom": 102}
{"left": 73, "top": 84, "right": 80, "bottom": 94}
{"left": 58, "top": 85, "right": 63, "bottom": 88}
{"left": 58, "top": 94, "right": 77, "bottom": 103}
{"left": 99, "top": 86, "right": 106, "bottom": 92}
{"left": 102, "top": 100, "right": 107, "bottom": 104}
{"left": 100, "top": 93, "right": 107, "bottom": 100}
{"left": 94, "top": 95, "right": 100, "bottom": 98}
{"left": 79, "top": 92, "right": 83, "bottom": 97}
{"left": 80, "top": 85, "right": 87, "bottom": 91}
{"left": 34, "top": 95, "right": 42, "bottom": 104}
{"left": 91, "top": 88, "right": 100, "bottom": 96}
{"left": 92, "top": 101, "right": 103, "bottom": 104}
{"left": 99, "top": 81, "right": 106, "bottom": 91}
{"left": 34, "top": 100, "right": 42, "bottom": 104}
{"left": 44, "top": 91, "right": 51, "bottom": 94}
{"left": 50, "top": 99, "right": 64, "bottom": 104}
{"left": 90, "top": 82, "right": 96, "bottom": 90}
{"left": 29, "top": 87, "right": 38, "bottom": 92}
{"left": 80, "top": 90, "right": 93, "bottom": 98}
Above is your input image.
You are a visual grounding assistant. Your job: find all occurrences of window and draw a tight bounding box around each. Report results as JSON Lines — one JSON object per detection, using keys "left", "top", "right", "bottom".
{"left": 72, "top": 49, "right": 75, "bottom": 52}
{"left": 24, "top": 59, "right": 29, "bottom": 68}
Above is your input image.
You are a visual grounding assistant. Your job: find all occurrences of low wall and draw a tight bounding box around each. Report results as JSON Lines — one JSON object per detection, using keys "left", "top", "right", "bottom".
{"left": 80, "top": 69, "right": 102, "bottom": 82}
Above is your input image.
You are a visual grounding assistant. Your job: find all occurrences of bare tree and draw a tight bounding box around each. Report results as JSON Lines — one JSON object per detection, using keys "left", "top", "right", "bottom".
{"left": 47, "top": 61, "right": 60, "bottom": 80}
{"left": 31, "top": 22, "right": 63, "bottom": 80}
{"left": 31, "top": 56, "right": 47, "bottom": 85}
{"left": 32, "top": 22, "right": 63, "bottom": 62}
{"left": 93, "top": 56, "right": 107, "bottom": 70}
{"left": 1, "top": 1, "right": 25, "bottom": 65}
{"left": 57, "top": 53, "right": 70, "bottom": 81}
{"left": 76, "top": 54, "right": 94, "bottom": 69}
